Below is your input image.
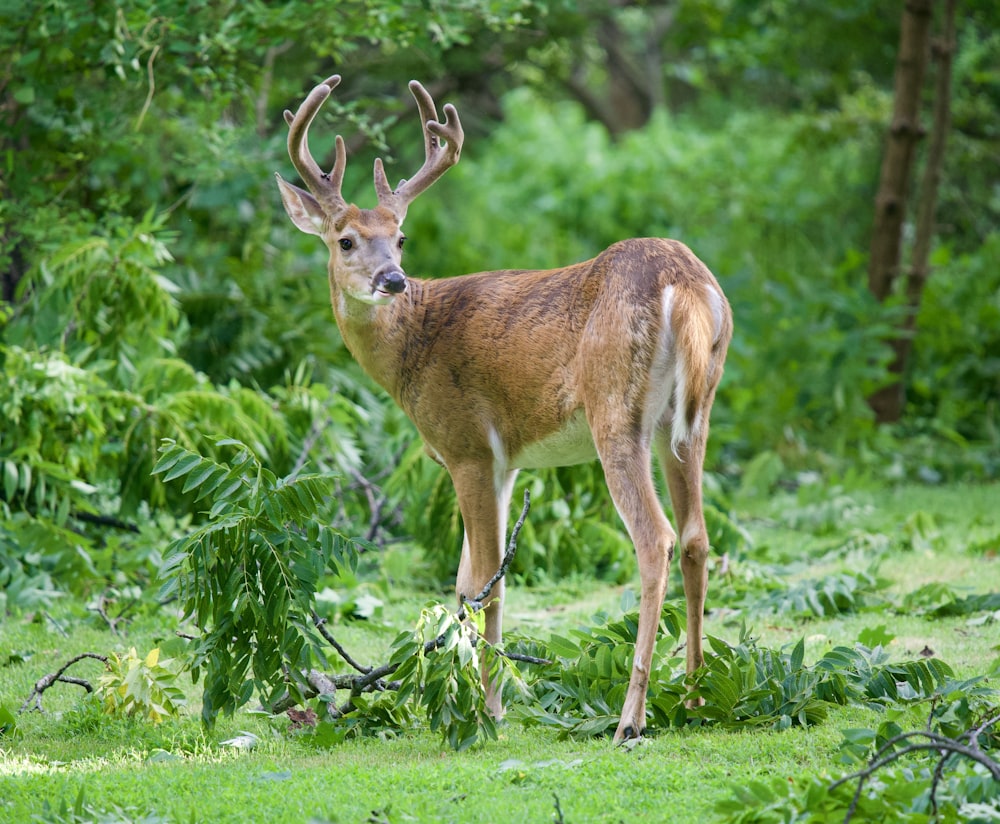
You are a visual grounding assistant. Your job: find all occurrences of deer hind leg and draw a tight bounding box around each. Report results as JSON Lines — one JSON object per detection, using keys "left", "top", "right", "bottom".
{"left": 595, "top": 438, "right": 677, "bottom": 743}
{"left": 655, "top": 424, "right": 710, "bottom": 685}
{"left": 452, "top": 460, "right": 517, "bottom": 719}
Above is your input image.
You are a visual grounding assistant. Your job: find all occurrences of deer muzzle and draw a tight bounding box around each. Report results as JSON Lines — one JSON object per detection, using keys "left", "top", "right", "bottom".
{"left": 373, "top": 269, "right": 408, "bottom": 297}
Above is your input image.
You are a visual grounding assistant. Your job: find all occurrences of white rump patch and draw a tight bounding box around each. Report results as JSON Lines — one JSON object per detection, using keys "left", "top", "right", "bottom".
{"left": 636, "top": 286, "right": 678, "bottom": 441}
{"left": 704, "top": 282, "right": 726, "bottom": 344}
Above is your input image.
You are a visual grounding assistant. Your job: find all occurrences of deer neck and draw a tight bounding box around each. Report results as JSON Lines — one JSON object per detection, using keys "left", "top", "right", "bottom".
{"left": 330, "top": 276, "right": 429, "bottom": 407}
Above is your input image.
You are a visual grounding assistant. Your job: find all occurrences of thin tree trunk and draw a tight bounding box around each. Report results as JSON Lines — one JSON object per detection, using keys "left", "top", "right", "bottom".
{"left": 869, "top": 0, "right": 956, "bottom": 422}
{"left": 867, "top": 0, "right": 936, "bottom": 422}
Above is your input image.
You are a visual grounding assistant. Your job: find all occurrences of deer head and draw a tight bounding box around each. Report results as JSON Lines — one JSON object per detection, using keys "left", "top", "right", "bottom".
{"left": 274, "top": 75, "right": 464, "bottom": 305}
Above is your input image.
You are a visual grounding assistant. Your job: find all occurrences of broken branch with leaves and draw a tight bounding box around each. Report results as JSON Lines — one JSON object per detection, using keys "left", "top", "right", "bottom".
{"left": 278, "top": 490, "right": 547, "bottom": 719}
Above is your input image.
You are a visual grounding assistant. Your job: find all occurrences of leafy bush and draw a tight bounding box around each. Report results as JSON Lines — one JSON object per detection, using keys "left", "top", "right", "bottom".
{"left": 98, "top": 647, "right": 186, "bottom": 724}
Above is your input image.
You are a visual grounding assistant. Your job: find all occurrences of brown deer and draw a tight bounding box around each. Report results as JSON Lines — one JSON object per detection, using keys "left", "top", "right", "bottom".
{"left": 275, "top": 75, "right": 732, "bottom": 742}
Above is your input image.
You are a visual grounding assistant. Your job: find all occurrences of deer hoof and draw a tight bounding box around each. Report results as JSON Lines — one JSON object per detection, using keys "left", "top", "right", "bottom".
{"left": 613, "top": 722, "right": 646, "bottom": 744}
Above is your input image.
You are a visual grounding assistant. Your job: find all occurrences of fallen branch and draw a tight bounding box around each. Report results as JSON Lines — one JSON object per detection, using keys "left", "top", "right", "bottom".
{"left": 831, "top": 713, "right": 1000, "bottom": 823}
{"left": 88, "top": 592, "right": 138, "bottom": 637}
{"left": 273, "top": 490, "right": 548, "bottom": 716}
{"left": 20, "top": 652, "right": 109, "bottom": 713}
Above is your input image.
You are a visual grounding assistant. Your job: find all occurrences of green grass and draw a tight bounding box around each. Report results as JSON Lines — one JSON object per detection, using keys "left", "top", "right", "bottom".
{"left": 3, "top": 706, "right": 874, "bottom": 824}
{"left": 1, "top": 481, "right": 998, "bottom": 823}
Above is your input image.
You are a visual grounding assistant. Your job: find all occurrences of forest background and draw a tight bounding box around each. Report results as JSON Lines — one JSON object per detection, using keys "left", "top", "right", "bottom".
{"left": 0, "top": 0, "right": 999, "bottom": 820}
{"left": 2, "top": 0, "right": 997, "bottom": 595}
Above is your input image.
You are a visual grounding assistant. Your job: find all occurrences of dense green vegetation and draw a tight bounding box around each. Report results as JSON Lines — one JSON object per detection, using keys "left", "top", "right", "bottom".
{"left": 2, "top": 0, "right": 999, "bottom": 821}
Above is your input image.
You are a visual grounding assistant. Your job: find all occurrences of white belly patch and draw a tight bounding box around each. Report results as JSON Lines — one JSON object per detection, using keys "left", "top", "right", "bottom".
{"left": 511, "top": 410, "right": 597, "bottom": 469}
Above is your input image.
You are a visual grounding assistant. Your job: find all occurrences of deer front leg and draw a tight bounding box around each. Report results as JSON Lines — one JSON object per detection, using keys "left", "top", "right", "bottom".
{"left": 597, "top": 445, "right": 676, "bottom": 743}
{"left": 451, "top": 461, "right": 516, "bottom": 720}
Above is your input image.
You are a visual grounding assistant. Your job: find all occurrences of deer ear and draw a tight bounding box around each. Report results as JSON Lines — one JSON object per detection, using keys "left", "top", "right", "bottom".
{"left": 275, "top": 173, "right": 326, "bottom": 236}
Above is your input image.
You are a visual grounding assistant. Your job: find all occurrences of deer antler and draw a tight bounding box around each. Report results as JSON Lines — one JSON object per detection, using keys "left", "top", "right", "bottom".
{"left": 374, "top": 80, "right": 464, "bottom": 222}
{"left": 283, "top": 74, "right": 348, "bottom": 216}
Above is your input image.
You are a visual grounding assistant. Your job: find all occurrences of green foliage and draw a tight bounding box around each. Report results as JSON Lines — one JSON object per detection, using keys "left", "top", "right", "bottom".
{"left": 718, "top": 762, "right": 1000, "bottom": 824}
{"left": 516, "top": 612, "right": 954, "bottom": 740}
{"left": 718, "top": 687, "right": 1000, "bottom": 823}
{"left": 0, "top": 213, "right": 331, "bottom": 612}
{"left": 387, "top": 605, "right": 516, "bottom": 751}
{"left": 753, "top": 570, "right": 889, "bottom": 618}
{"left": 0, "top": 345, "right": 121, "bottom": 523}
{"left": 153, "top": 438, "right": 360, "bottom": 726}
{"left": 5, "top": 210, "right": 180, "bottom": 372}
{"left": 904, "top": 586, "right": 1000, "bottom": 620}
{"left": 910, "top": 232, "right": 1000, "bottom": 445}
{"left": 97, "top": 647, "right": 186, "bottom": 724}
{"left": 512, "top": 604, "right": 686, "bottom": 738}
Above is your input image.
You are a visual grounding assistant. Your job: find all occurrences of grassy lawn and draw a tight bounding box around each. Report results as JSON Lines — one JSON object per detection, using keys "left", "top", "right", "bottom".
{"left": 1, "top": 482, "right": 998, "bottom": 823}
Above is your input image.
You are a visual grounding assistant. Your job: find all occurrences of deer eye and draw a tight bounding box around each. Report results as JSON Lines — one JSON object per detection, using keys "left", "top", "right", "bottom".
{"left": 398, "top": 236, "right": 406, "bottom": 250}
{"left": 338, "top": 238, "right": 353, "bottom": 251}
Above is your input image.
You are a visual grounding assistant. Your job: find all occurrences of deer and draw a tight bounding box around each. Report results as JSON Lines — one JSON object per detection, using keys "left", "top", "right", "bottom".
{"left": 275, "top": 75, "right": 733, "bottom": 743}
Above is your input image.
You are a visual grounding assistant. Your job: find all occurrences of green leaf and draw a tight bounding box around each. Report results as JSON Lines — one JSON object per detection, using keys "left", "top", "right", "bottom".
{"left": 159, "top": 451, "right": 203, "bottom": 483}
{"left": 13, "top": 86, "right": 35, "bottom": 104}
{"left": 857, "top": 624, "right": 895, "bottom": 648}
{"left": 181, "top": 459, "right": 225, "bottom": 494}
{"left": 3, "top": 460, "right": 18, "bottom": 500}
{"left": 0, "top": 704, "right": 19, "bottom": 738}
{"left": 789, "top": 637, "right": 805, "bottom": 672}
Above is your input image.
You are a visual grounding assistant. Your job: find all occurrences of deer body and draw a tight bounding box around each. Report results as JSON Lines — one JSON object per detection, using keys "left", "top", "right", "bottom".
{"left": 335, "top": 239, "right": 725, "bottom": 469}
{"left": 277, "top": 76, "right": 732, "bottom": 742}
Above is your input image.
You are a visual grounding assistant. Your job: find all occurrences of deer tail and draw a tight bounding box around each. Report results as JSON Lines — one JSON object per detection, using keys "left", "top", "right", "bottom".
{"left": 668, "top": 282, "right": 729, "bottom": 458}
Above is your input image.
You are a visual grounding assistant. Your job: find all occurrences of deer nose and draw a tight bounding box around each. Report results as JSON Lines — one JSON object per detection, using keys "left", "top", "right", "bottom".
{"left": 374, "top": 270, "right": 407, "bottom": 295}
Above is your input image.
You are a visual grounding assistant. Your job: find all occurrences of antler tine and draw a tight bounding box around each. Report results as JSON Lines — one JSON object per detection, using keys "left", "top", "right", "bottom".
{"left": 375, "top": 80, "right": 464, "bottom": 222}
{"left": 285, "top": 74, "right": 348, "bottom": 214}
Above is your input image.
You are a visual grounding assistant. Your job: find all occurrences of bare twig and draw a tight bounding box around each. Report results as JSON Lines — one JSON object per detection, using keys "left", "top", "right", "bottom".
{"left": 88, "top": 593, "right": 137, "bottom": 637}
{"left": 347, "top": 466, "right": 390, "bottom": 543}
{"left": 502, "top": 650, "right": 552, "bottom": 666}
{"left": 134, "top": 43, "right": 161, "bottom": 132}
{"left": 43, "top": 612, "right": 69, "bottom": 638}
{"left": 459, "top": 489, "right": 531, "bottom": 619}
{"left": 20, "top": 652, "right": 109, "bottom": 713}
{"left": 311, "top": 611, "right": 372, "bottom": 675}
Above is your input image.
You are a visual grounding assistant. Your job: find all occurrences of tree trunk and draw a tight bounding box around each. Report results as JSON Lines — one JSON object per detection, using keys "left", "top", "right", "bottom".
{"left": 869, "top": 0, "right": 956, "bottom": 423}
{"left": 866, "top": 0, "right": 936, "bottom": 423}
